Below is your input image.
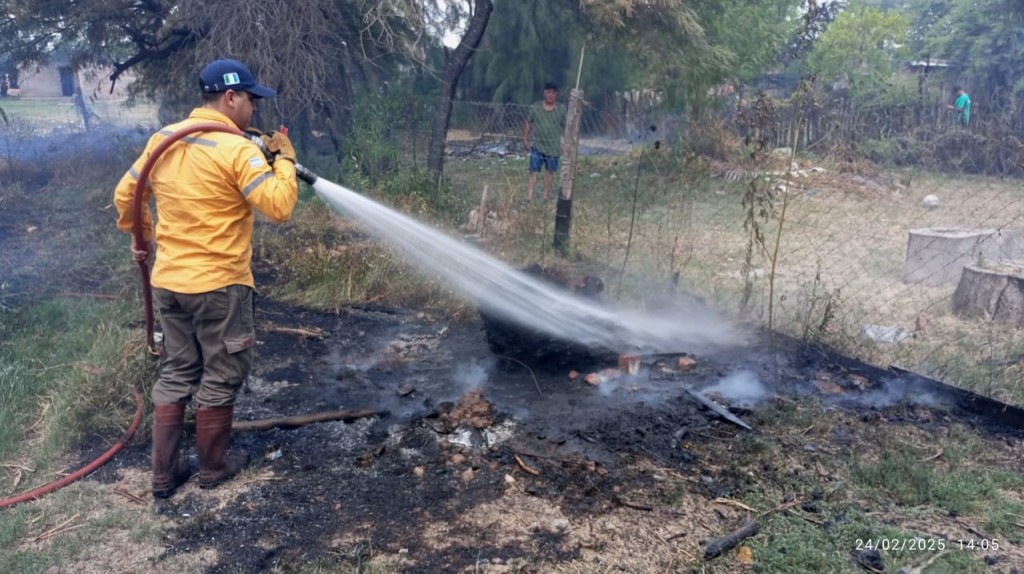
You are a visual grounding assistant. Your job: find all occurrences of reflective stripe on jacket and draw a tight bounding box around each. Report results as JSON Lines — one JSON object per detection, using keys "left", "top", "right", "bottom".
{"left": 113, "top": 108, "right": 298, "bottom": 293}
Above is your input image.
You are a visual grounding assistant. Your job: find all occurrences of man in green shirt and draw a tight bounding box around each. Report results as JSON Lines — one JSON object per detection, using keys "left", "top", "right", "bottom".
{"left": 948, "top": 86, "right": 971, "bottom": 126}
{"left": 522, "top": 82, "right": 567, "bottom": 201}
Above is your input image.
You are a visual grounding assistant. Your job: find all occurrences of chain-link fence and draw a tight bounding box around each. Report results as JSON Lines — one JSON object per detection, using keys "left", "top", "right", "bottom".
{"left": 440, "top": 93, "right": 1024, "bottom": 404}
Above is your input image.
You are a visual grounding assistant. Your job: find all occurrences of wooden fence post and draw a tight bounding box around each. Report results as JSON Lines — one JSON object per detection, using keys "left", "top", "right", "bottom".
{"left": 554, "top": 88, "right": 583, "bottom": 256}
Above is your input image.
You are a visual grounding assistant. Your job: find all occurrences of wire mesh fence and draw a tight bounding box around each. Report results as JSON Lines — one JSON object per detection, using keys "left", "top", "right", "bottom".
{"left": 443, "top": 95, "right": 1024, "bottom": 403}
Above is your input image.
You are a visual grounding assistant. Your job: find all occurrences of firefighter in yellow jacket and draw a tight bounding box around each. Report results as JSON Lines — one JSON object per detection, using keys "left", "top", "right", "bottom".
{"left": 113, "top": 59, "right": 299, "bottom": 499}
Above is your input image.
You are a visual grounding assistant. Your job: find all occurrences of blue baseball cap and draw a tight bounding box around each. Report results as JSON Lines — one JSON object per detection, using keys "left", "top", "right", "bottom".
{"left": 199, "top": 59, "right": 276, "bottom": 98}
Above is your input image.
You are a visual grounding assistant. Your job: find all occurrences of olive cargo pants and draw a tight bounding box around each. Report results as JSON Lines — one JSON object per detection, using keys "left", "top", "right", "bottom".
{"left": 152, "top": 285, "right": 255, "bottom": 407}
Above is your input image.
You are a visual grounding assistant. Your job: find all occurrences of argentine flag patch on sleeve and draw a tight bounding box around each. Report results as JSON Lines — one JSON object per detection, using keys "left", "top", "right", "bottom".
{"left": 248, "top": 156, "right": 266, "bottom": 169}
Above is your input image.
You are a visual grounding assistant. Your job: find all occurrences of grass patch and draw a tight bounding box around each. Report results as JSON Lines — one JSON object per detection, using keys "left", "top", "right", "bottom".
{"left": 748, "top": 511, "right": 986, "bottom": 574}
{"left": 849, "top": 445, "right": 1002, "bottom": 514}
{"left": 0, "top": 297, "right": 150, "bottom": 495}
{"left": 0, "top": 96, "right": 157, "bottom": 128}
{"left": 0, "top": 478, "right": 188, "bottom": 573}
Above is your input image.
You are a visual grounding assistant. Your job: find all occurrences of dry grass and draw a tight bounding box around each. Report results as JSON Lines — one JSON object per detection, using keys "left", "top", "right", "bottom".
{"left": 6, "top": 469, "right": 216, "bottom": 573}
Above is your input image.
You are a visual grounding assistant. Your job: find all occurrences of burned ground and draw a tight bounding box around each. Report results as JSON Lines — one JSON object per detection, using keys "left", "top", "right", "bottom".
{"left": 80, "top": 278, "right": 1024, "bottom": 572}
{"left": 5, "top": 135, "right": 1024, "bottom": 573}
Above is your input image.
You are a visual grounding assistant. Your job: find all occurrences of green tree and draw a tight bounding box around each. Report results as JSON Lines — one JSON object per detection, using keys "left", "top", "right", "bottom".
{"left": 464, "top": 0, "right": 800, "bottom": 111}
{"left": 806, "top": 5, "right": 909, "bottom": 97}
{"left": 0, "top": 0, "right": 434, "bottom": 159}
{"left": 910, "top": 0, "right": 1024, "bottom": 96}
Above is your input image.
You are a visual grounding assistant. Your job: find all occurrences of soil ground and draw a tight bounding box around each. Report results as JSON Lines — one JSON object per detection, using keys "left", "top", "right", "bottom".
{"left": 82, "top": 277, "right": 1024, "bottom": 573}
{"left": 4, "top": 129, "right": 1024, "bottom": 573}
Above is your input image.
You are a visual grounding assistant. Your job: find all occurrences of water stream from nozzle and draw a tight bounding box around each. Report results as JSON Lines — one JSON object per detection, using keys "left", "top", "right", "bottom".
{"left": 312, "top": 179, "right": 742, "bottom": 354}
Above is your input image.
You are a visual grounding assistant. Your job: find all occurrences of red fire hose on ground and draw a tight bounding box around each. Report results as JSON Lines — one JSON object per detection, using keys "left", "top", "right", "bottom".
{"left": 0, "top": 389, "right": 144, "bottom": 509}
{"left": 0, "top": 124, "right": 317, "bottom": 509}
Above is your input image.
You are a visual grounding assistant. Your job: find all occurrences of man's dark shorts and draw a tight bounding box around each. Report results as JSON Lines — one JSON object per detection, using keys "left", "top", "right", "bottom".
{"left": 152, "top": 285, "right": 255, "bottom": 407}
{"left": 529, "top": 146, "right": 559, "bottom": 173}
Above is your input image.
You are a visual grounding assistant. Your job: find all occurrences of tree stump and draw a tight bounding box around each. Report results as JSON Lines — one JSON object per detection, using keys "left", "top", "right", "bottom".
{"left": 478, "top": 264, "right": 613, "bottom": 371}
{"left": 951, "top": 263, "right": 1024, "bottom": 327}
{"left": 902, "top": 228, "right": 1020, "bottom": 286}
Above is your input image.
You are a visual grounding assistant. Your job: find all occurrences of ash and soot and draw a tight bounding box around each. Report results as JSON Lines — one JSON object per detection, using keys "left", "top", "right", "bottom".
{"left": 13, "top": 156, "right": 1024, "bottom": 574}
{"left": 312, "top": 179, "right": 742, "bottom": 358}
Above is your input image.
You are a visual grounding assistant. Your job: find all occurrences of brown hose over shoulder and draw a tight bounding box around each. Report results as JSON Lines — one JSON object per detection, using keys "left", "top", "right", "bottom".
{"left": 131, "top": 122, "right": 246, "bottom": 353}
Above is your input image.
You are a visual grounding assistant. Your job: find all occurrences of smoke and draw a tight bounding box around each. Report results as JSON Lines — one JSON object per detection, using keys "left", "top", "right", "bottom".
{"left": 313, "top": 180, "right": 744, "bottom": 355}
{"left": 843, "top": 377, "right": 945, "bottom": 409}
{"left": 699, "top": 370, "right": 770, "bottom": 408}
{"left": 453, "top": 359, "right": 491, "bottom": 394}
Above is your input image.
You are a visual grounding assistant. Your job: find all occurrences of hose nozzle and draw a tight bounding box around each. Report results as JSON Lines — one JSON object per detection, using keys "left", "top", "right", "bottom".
{"left": 295, "top": 163, "right": 318, "bottom": 185}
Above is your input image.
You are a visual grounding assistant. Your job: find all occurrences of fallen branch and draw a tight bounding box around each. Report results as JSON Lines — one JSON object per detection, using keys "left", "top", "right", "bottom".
{"left": 612, "top": 495, "right": 654, "bottom": 512}
{"left": 714, "top": 497, "right": 757, "bottom": 513}
{"left": 648, "top": 525, "right": 695, "bottom": 560}
{"left": 953, "top": 518, "right": 990, "bottom": 541}
{"left": 514, "top": 454, "right": 540, "bottom": 476}
{"left": 494, "top": 355, "right": 544, "bottom": 397}
{"left": 919, "top": 447, "right": 943, "bottom": 462}
{"left": 685, "top": 389, "right": 753, "bottom": 430}
{"left": 262, "top": 324, "right": 326, "bottom": 339}
{"left": 232, "top": 409, "right": 386, "bottom": 432}
{"left": 34, "top": 513, "right": 80, "bottom": 542}
{"left": 509, "top": 447, "right": 577, "bottom": 464}
{"left": 897, "top": 549, "right": 948, "bottom": 574}
{"left": 703, "top": 519, "right": 760, "bottom": 560}
{"left": 191, "top": 409, "right": 386, "bottom": 433}
{"left": 758, "top": 497, "right": 804, "bottom": 518}
{"left": 113, "top": 487, "right": 148, "bottom": 506}
{"left": 0, "top": 463, "right": 35, "bottom": 472}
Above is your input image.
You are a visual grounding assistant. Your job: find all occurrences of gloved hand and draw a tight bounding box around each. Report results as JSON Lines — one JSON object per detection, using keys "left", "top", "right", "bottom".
{"left": 243, "top": 127, "right": 273, "bottom": 162}
{"left": 261, "top": 130, "right": 296, "bottom": 164}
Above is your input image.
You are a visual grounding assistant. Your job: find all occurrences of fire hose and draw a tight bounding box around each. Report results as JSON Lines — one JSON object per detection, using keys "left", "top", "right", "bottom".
{"left": 0, "top": 389, "right": 144, "bottom": 509}
{"left": 0, "top": 124, "right": 318, "bottom": 509}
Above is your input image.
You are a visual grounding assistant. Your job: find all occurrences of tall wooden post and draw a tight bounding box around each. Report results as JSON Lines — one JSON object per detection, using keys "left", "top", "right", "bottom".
{"left": 554, "top": 88, "right": 583, "bottom": 256}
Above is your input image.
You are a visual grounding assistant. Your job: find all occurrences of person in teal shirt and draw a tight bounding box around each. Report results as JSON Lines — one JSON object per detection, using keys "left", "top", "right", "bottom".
{"left": 948, "top": 86, "right": 971, "bottom": 126}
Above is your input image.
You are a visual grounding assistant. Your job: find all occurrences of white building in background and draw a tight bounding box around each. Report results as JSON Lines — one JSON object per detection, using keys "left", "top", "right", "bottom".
{"left": 12, "top": 62, "right": 135, "bottom": 100}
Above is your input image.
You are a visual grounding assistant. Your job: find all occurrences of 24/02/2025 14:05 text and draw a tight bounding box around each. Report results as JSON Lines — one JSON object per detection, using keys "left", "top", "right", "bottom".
{"left": 855, "top": 539, "right": 946, "bottom": 551}
{"left": 856, "top": 538, "right": 1001, "bottom": 551}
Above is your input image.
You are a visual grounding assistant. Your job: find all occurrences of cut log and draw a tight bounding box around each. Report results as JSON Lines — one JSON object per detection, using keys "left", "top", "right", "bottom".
{"left": 952, "top": 263, "right": 1024, "bottom": 327}
{"left": 902, "top": 228, "right": 1020, "bottom": 286}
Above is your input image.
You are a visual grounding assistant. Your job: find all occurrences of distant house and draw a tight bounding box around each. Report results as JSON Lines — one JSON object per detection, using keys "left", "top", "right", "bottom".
{"left": 908, "top": 58, "right": 952, "bottom": 73}
{"left": 12, "top": 62, "right": 135, "bottom": 100}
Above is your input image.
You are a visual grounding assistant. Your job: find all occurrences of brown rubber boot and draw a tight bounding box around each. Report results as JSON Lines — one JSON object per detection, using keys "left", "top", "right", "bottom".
{"left": 196, "top": 405, "right": 250, "bottom": 489}
{"left": 151, "top": 403, "right": 193, "bottom": 499}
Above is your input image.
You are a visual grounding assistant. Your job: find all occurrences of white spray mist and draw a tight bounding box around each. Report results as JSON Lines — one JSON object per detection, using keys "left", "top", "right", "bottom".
{"left": 313, "top": 180, "right": 743, "bottom": 354}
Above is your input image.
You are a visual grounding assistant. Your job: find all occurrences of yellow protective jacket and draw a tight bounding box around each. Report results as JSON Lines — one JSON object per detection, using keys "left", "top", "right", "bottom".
{"left": 114, "top": 108, "right": 298, "bottom": 294}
